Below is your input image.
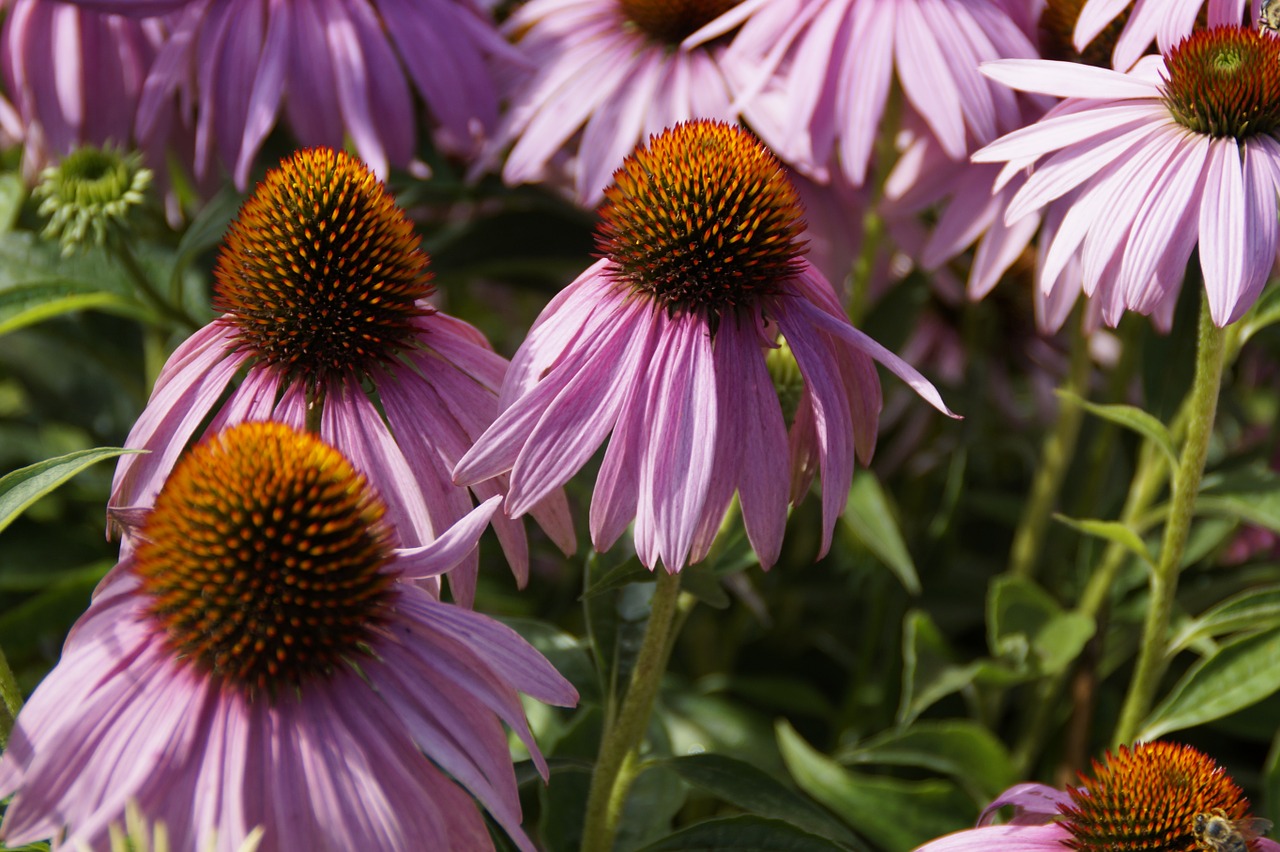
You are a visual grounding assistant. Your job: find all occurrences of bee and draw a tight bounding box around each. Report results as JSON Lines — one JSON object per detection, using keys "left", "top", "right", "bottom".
{"left": 1262, "top": 0, "right": 1280, "bottom": 34}
{"left": 1192, "top": 810, "right": 1274, "bottom": 852}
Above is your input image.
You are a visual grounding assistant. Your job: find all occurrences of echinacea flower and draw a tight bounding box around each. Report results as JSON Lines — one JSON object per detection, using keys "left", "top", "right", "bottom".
{"left": 0, "top": 422, "right": 577, "bottom": 852}
{"left": 487, "top": 0, "right": 769, "bottom": 205}
{"left": 975, "top": 25, "right": 1280, "bottom": 328}
{"left": 915, "top": 742, "right": 1280, "bottom": 852}
{"left": 73, "top": 0, "right": 519, "bottom": 187}
{"left": 724, "top": 0, "right": 1041, "bottom": 185}
{"left": 1073, "top": 0, "right": 1250, "bottom": 70}
{"left": 0, "top": 0, "right": 164, "bottom": 174}
{"left": 455, "top": 121, "right": 955, "bottom": 574}
{"left": 111, "top": 148, "right": 573, "bottom": 604}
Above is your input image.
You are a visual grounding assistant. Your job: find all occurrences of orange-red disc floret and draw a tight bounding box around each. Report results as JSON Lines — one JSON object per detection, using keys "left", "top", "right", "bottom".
{"left": 134, "top": 422, "right": 396, "bottom": 699}
{"left": 212, "top": 147, "right": 433, "bottom": 390}
{"left": 1162, "top": 26, "right": 1280, "bottom": 138}
{"left": 596, "top": 120, "right": 806, "bottom": 326}
{"left": 1061, "top": 742, "right": 1256, "bottom": 852}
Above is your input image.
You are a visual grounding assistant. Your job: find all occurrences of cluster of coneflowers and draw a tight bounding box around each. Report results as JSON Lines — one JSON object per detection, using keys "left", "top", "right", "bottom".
{"left": 1, "top": 0, "right": 1279, "bottom": 849}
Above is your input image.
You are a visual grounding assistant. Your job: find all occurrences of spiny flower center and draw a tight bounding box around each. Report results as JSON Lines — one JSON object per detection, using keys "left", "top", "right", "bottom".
{"left": 1161, "top": 26, "right": 1280, "bottom": 138}
{"left": 596, "top": 120, "right": 805, "bottom": 325}
{"left": 619, "top": 0, "right": 741, "bottom": 44}
{"left": 1060, "top": 742, "right": 1260, "bottom": 852}
{"left": 134, "top": 421, "right": 396, "bottom": 698}
{"left": 34, "top": 145, "right": 151, "bottom": 255}
{"left": 1038, "top": 0, "right": 1132, "bottom": 66}
{"left": 212, "top": 148, "right": 432, "bottom": 390}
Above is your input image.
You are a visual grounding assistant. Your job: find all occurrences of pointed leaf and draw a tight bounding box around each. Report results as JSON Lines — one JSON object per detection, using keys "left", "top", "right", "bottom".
{"left": 987, "top": 576, "right": 1095, "bottom": 675}
{"left": 836, "top": 721, "right": 1017, "bottom": 802}
{"left": 1053, "top": 514, "right": 1154, "bottom": 567}
{"left": 1169, "top": 584, "right": 1280, "bottom": 655}
{"left": 1141, "top": 627, "right": 1280, "bottom": 740}
{"left": 777, "top": 721, "right": 973, "bottom": 850}
{"left": 841, "top": 471, "right": 920, "bottom": 594}
{"left": 1060, "top": 390, "right": 1177, "bottom": 466}
{"left": 634, "top": 816, "right": 854, "bottom": 852}
{"left": 0, "top": 448, "right": 139, "bottom": 535}
{"left": 659, "top": 754, "right": 864, "bottom": 848}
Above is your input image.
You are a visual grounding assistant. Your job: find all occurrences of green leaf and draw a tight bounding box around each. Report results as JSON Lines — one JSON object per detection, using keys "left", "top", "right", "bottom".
{"left": 0, "top": 282, "right": 141, "bottom": 336}
{"left": 836, "top": 720, "right": 1017, "bottom": 802}
{"left": 1141, "top": 627, "right": 1280, "bottom": 741}
{"left": 581, "top": 555, "right": 652, "bottom": 599}
{"left": 777, "top": 721, "right": 973, "bottom": 851}
{"left": 1169, "top": 584, "right": 1280, "bottom": 656}
{"left": 1059, "top": 390, "right": 1177, "bottom": 467}
{"left": 1196, "top": 466, "right": 1280, "bottom": 534}
{"left": 898, "top": 609, "right": 1025, "bottom": 725}
{"left": 0, "top": 172, "right": 26, "bottom": 232}
{"left": 617, "top": 764, "right": 688, "bottom": 851}
{"left": 840, "top": 471, "right": 919, "bottom": 594}
{"left": 987, "top": 576, "right": 1095, "bottom": 676}
{"left": 0, "top": 447, "right": 138, "bottom": 536}
{"left": 1052, "top": 515, "right": 1153, "bottom": 567}
{"left": 634, "top": 816, "right": 854, "bottom": 852}
{"left": 658, "top": 754, "right": 864, "bottom": 848}
{"left": 681, "top": 559, "right": 731, "bottom": 609}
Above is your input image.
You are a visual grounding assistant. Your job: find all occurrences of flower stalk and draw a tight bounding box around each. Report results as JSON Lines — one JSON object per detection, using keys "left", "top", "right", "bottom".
{"left": 1008, "top": 311, "right": 1091, "bottom": 580}
{"left": 1113, "top": 296, "right": 1228, "bottom": 746}
{"left": 581, "top": 569, "right": 683, "bottom": 852}
{"left": 0, "top": 644, "right": 22, "bottom": 747}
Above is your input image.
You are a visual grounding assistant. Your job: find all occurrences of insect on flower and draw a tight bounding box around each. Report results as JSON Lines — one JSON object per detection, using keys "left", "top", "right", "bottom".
{"left": 1192, "top": 810, "right": 1274, "bottom": 852}
{"left": 1262, "top": 0, "right": 1280, "bottom": 33}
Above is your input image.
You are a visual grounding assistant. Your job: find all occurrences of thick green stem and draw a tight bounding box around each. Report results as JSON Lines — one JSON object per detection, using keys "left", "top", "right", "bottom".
{"left": 0, "top": 645, "right": 23, "bottom": 747}
{"left": 581, "top": 570, "right": 683, "bottom": 852}
{"left": 1009, "top": 314, "right": 1091, "bottom": 580}
{"left": 1113, "top": 300, "right": 1227, "bottom": 747}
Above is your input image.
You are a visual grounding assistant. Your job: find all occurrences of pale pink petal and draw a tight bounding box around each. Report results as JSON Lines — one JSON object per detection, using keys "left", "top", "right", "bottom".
{"left": 915, "top": 823, "right": 1071, "bottom": 852}
{"left": 633, "top": 314, "right": 718, "bottom": 572}
{"left": 1200, "top": 138, "right": 1251, "bottom": 326}
{"left": 980, "top": 59, "right": 1160, "bottom": 101}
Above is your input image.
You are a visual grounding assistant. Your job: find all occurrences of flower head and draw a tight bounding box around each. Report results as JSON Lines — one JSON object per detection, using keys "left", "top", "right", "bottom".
{"left": 917, "top": 743, "right": 1280, "bottom": 852}
{"left": 486, "top": 0, "right": 768, "bottom": 204}
{"left": 1073, "top": 0, "right": 1250, "bottom": 70}
{"left": 33, "top": 145, "right": 152, "bottom": 255}
{"left": 975, "top": 25, "right": 1280, "bottom": 327}
{"left": 455, "top": 121, "right": 955, "bottom": 573}
{"left": 83, "top": 0, "right": 517, "bottom": 187}
{"left": 0, "top": 422, "right": 577, "bottom": 852}
{"left": 725, "top": 0, "right": 1042, "bottom": 185}
{"left": 0, "top": 1, "right": 164, "bottom": 175}
{"left": 112, "top": 148, "right": 574, "bottom": 604}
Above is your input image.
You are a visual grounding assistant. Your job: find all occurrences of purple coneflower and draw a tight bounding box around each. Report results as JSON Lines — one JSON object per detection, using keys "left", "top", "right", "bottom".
{"left": 916, "top": 742, "right": 1280, "bottom": 852}
{"left": 1074, "top": 0, "right": 1250, "bottom": 70}
{"left": 455, "top": 121, "right": 955, "bottom": 574}
{"left": 0, "top": 0, "right": 163, "bottom": 174}
{"left": 0, "top": 422, "right": 577, "bottom": 852}
{"left": 488, "top": 0, "right": 769, "bottom": 205}
{"left": 111, "top": 148, "right": 573, "bottom": 604}
{"left": 975, "top": 25, "right": 1280, "bottom": 328}
{"left": 72, "top": 0, "right": 517, "bottom": 187}
{"left": 724, "top": 0, "right": 1041, "bottom": 185}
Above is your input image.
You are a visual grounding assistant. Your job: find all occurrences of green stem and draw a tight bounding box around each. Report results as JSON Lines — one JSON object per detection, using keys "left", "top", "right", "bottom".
{"left": 1012, "top": 435, "right": 1170, "bottom": 774}
{"left": 113, "top": 241, "right": 201, "bottom": 332}
{"left": 581, "top": 570, "right": 683, "bottom": 852}
{"left": 0, "top": 645, "right": 23, "bottom": 747}
{"left": 1112, "top": 299, "right": 1227, "bottom": 747}
{"left": 1009, "top": 312, "right": 1091, "bottom": 580}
